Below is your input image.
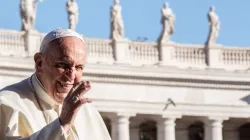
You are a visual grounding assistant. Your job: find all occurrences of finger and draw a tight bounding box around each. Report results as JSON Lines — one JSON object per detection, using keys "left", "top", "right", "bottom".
{"left": 80, "top": 98, "right": 92, "bottom": 104}
{"left": 71, "top": 81, "right": 91, "bottom": 98}
{"left": 67, "top": 85, "right": 76, "bottom": 97}
{"left": 73, "top": 80, "right": 83, "bottom": 88}
{"left": 65, "top": 81, "right": 83, "bottom": 100}
{"left": 75, "top": 98, "right": 92, "bottom": 110}
{"left": 78, "top": 82, "right": 91, "bottom": 98}
{"left": 76, "top": 97, "right": 92, "bottom": 106}
{"left": 68, "top": 81, "right": 84, "bottom": 97}
{"left": 84, "top": 81, "right": 90, "bottom": 87}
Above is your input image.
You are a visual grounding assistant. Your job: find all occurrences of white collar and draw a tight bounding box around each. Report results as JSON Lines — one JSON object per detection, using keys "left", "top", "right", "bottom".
{"left": 31, "top": 74, "right": 59, "bottom": 108}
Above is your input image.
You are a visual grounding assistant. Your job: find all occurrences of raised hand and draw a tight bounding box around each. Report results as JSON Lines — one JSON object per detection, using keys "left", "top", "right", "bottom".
{"left": 59, "top": 81, "right": 92, "bottom": 132}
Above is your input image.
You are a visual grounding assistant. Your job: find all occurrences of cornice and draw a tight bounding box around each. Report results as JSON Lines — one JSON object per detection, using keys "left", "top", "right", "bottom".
{"left": 92, "top": 99, "right": 250, "bottom": 118}
{"left": 1, "top": 56, "right": 250, "bottom": 90}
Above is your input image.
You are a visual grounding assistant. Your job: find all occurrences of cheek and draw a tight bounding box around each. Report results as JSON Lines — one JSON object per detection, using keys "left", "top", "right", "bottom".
{"left": 45, "top": 67, "right": 65, "bottom": 80}
{"left": 75, "top": 72, "right": 83, "bottom": 82}
{"left": 56, "top": 68, "right": 66, "bottom": 75}
{"left": 53, "top": 69, "right": 68, "bottom": 82}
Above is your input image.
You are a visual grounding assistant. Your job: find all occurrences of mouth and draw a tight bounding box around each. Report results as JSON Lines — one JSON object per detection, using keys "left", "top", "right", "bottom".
{"left": 57, "top": 81, "right": 74, "bottom": 91}
{"left": 59, "top": 82, "right": 74, "bottom": 87}
{"left": 53, "top": 81, "right": 74, "bottom": 103}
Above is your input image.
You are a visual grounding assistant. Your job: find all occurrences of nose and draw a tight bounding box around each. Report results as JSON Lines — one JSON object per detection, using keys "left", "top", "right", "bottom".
{"left": 65, "top": 67, "right": 76, "bottom": 80}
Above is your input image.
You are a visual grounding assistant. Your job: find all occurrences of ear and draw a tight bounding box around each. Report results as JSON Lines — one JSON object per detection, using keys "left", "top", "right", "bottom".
{"left": 34, "top": 53, "right": 43, "bottom": 74}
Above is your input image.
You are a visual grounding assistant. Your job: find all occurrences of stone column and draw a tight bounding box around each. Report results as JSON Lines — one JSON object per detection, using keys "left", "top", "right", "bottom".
{"left": 158, "top": 42, "right": 175, "bottom": 66}
{"left": 204, "top": 117, "right": 227, "bottom": 140}
{"left": 111, "top": 113, "right": 135, "bottom": 140}
{"left": 113, "top": 39, "right": 129, "bottom": 64}
{"left": 157, "top": 117, "right": 177, "bottom": 140}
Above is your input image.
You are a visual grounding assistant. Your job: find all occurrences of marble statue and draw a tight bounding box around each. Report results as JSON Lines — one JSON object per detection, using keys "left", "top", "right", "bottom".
{"left": 158, "top": 2, "right": 176, "bottom": 43}
{"left": 110, "top": 0, "right": 124, "bottom": 40}
{"left": 206, "top": 6, "right": 220, "bottom": 46}
{"left": 66, "top": 0, "right": 79, "bottom": 30}
{"left": 20, "top": 0, "right": 42, "bottom": 31}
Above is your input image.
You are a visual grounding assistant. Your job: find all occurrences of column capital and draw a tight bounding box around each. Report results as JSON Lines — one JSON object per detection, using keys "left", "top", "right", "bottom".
{"left": 156, "top": 114, "right": 180, "bottom": 128}
{"left": 206, "top": 116, "right": 229, "bottom": 122}
{"left": 156, "top": 114, "right": 177, "bottom": 140}
{"left": 161, "top": 113, "right": 182, "bottom": 120}
{"left": 203, "top": 116, "right": 228, "bottom": 128}
{"left": 117, "top": 112, "right": 136, "bottom": 118}
{"left": 157, "top": 117, "right": 176, "bottom": 125}
{"left": 112, "top": 112, "right": 132, "bottom": 140}
{"left": 204, "top": 116, "right": 226, "bottom": 140}
{"left": 108, "top": 112, "right": 136, "bottom": 120}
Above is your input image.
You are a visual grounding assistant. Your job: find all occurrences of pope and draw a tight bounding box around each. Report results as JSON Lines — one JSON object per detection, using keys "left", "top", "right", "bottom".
{"left": 0, "top": 28, "right": 111, "bottom": 140}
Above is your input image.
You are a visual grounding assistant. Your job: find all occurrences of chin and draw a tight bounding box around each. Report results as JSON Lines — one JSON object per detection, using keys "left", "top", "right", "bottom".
{"left": 54, "top": 92, "right": 69, "bottom": 103}
{"left": 53, "top": 83, "right": 72, "bottom": 103}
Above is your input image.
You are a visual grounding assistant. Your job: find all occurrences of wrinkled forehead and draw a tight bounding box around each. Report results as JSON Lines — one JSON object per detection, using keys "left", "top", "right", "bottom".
{"left": 44, "top": 37, "right": 86, "bottom": 62}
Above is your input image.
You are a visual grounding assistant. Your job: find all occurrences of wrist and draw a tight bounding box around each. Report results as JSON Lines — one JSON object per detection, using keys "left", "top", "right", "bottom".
{"left": 59, "top": 118, "right": 71, "bottom": 133}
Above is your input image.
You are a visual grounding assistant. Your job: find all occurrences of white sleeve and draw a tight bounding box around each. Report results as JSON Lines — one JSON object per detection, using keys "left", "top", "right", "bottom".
{"left": 28, "top": 119, "right": 66, "bottom": 140}
{"left": 0, "top": 103, "right": 67, "bottom": 140}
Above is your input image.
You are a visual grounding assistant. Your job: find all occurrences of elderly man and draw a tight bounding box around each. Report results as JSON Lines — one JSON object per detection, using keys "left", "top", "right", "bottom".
{"left": 0, "top": 29, "right": 111, "bottom": 140}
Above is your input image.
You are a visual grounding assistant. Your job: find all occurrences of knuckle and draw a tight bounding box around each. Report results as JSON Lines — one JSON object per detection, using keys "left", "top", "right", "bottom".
{"left": 80, "top": 98, "right": 88, "bottom": 104}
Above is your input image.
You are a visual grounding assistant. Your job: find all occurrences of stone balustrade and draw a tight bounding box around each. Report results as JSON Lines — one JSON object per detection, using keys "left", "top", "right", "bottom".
{"left": 0, "top": 30, "right": 25, "bottom": 56}
{"left": 222, "top": 47, "right": 250, "bottom": 67}
{"left": 128, "top": 41, "right": 158, "bottom": 65}
{"left": 83, "top": 37, "right": 113, "bottom": 63}
{"left": 1, "top": 29, "right": 250, "bottom": 70}
{"left": 173, "top": 43, "right": 206, "bottom": 68}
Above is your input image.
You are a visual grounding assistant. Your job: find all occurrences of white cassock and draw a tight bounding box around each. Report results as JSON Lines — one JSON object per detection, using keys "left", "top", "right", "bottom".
{"left": 0, "top": 74, "right": 112, "bottom": 140}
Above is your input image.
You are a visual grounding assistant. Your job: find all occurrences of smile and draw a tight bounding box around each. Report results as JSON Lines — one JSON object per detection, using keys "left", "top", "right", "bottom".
{"left": 58, "top": 81, "right": 74, "bottom": 88}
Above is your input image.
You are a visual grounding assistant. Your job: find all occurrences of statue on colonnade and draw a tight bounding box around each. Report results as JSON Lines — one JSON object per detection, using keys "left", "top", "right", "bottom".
{"left": 110, "top": 0, "right": 125, "bottom": 40}
{"left": 66, "top": 0, "right": 79, "bottom": 30}
{"left": 20, "top": 0, "right": 43, "bottom": 31}
{"left": 206, "top": 6, "right": 220, "bottom": 46}
{"left": 158, "top": 2, "right": 176, "bottom": 43}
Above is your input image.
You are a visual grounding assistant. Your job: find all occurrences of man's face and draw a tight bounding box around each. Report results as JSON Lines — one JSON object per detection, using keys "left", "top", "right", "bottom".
{"left": 35, "top": 37, "right": 86, "bottom": 104}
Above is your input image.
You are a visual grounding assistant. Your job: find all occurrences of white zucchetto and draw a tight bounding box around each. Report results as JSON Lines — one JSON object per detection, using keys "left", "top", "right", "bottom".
{"left": 40, "top": 28, "right": 85, "bottom": 52}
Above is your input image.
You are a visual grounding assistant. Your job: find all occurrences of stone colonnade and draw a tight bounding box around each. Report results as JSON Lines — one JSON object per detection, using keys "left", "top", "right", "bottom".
{"left": 102, "top": 113, "right": 250, "bottom": 140}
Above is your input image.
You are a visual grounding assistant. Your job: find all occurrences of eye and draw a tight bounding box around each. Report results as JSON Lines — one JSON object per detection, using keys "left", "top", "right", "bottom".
{"left": 55, "top": 63, "right": 67, "bottom": 69}
{"left": 75, "top": 65, "right": 84, "bottom": 71}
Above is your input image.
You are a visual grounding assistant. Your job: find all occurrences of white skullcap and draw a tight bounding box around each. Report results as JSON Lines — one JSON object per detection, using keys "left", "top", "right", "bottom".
{"left": 40, "top": 28, "right": 85, "bottom": 52}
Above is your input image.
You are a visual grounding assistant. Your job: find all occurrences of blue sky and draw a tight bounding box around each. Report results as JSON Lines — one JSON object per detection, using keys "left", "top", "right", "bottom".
{"left": 1, "top": 0, "right": 250, "bottom": 47}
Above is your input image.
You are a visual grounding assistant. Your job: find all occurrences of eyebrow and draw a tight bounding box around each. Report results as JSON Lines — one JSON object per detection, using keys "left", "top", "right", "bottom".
{"left": 54, "top": 60, "right": 84, "bottom": 67}
{"left": 54, "top": 59, "right": 69, "bottom": 63}
{"left": 53, "top": 55, "right": 85, "bottom": 66}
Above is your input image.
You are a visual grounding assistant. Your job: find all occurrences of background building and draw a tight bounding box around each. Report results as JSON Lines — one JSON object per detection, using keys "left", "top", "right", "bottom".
{"left": 1, "top": 1, "right": 250, "bottom": 140}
